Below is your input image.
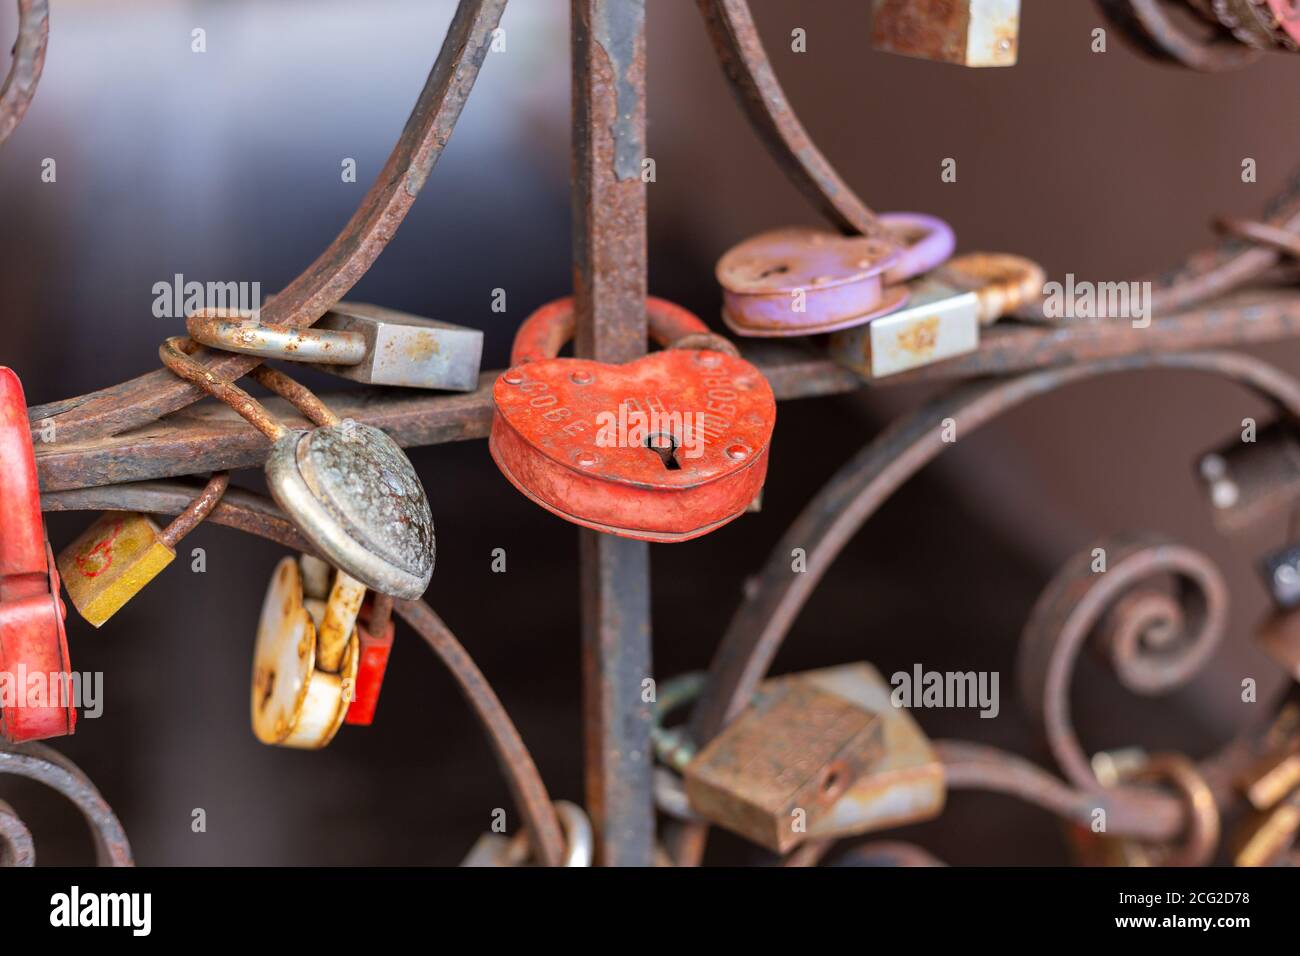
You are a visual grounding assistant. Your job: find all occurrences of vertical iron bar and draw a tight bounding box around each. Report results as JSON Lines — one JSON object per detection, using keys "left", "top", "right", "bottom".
{"left": 571, "top": 0, "right": 654, "bottom": 866}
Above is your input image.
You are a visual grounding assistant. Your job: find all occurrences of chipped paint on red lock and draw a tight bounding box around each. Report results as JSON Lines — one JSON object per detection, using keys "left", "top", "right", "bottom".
{"left": 490, "top": 297, "right": 776, "bottom": 542}
{"left": 0, "top": 368, "right": 75, "bottom": 743}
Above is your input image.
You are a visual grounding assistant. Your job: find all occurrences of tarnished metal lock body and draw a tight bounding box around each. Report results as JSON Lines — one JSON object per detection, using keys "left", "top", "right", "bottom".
{"left": 56, "top": 474, "right": 229, "bottom": 627}
{"left": 490, "top": 297, "right": 775, "bottom": 542}
{"left": 187, "top": 303, "right": 483, "bottom": 392}
{"left": 251, "top": 556, "right": 360, "bottom": 750}
{"left": 0, "top": 368, "right": 75, "bottom": 742}
{"left": 716, "top": 213, "right": 955, "bottom": 337}
{"left": 684, "top": 663, "right": 944, "bottom": 853}
{"left": 160, "top": 339, "right": 433, "bottom": 598}
{"left": 829, "top": 252, "right": 1044, "bottom": 379}
{"left": 1195, "top": 422, "right": 1300, "bottom": 534}
{"left": 872, "top": 0, "right": 1021, "bottom": 68}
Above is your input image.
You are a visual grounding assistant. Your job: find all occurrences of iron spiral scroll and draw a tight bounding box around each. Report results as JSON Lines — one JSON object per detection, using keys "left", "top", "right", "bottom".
{"left": 4, "top": 0, "right": 1300, "bottom": 866}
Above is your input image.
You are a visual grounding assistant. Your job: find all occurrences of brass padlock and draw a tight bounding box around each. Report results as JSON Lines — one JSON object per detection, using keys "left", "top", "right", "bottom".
{"left": 1232, "top": 794, "right": 1300, "bottom": 867}
{"left": 683, "top": 662, "right": 944, "bottom": 853}
{"left": 1233, "top": 742, "right": 1300, "bottom": 866}
{"left": 250, "top": 556, "right": 360, "bottom": 750}
{"left": 57, "top": 474, "right": 229, "bottom": 627}
{"left": 872, "top": 0, "right": 1021, "bottom": 68}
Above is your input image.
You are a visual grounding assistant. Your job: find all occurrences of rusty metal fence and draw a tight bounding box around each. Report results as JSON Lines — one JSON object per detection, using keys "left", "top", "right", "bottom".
{"left": 5, "top": 0, "right": 1300, "bottom": 867}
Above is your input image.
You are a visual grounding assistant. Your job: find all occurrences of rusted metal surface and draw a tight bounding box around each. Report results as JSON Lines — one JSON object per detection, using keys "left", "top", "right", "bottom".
{"left": 36, "top": 481, "right": 567, "bottom": 866}
{"left": 27, "top": 287, "right": 1300, "bottom": 496}
{"left": 683, "top": 678, "right": 885, "bottom": 853}
{"left": 571, "top": 0, "right": 655, "bottom": 867}
{"left": 14, "top": 0, "right": 1300, "bottom": 868}
{"left": 0, "top": 0, "right": 48, "bottom": 148}
{"left": 30, "top": 0, "right": 508, "bottom": 445}
{"left": 0, "top": 798, "right": 34, "bottom": 866}
{"left": 672, "top": 349, "right": 1300, "bottom": 865}
{"left": 396, "top": 598, "right": 567, "bottom": 868}
{"left": 1017, "top": 534, "right": 1230, "bottom": 790}
{"left": 696, "top": 0, "right": 891, "bottom": 241}
{"left": 0, "top": 741, "right": 132, "bottom": 866}
{"left": 161, "top": 337, "right": 435, "bottom": 599}
{"left": 871, "top": 0, "right": 1022, "bottom": 68}
{"left": 1099, "top": 0, "right": 1263, "bottom": 70}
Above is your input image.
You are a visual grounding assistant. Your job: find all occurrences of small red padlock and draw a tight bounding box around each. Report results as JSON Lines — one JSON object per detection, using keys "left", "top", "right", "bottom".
{"left": 345, "top": 601, "right": 394, "bottom": 726}
{"left": 0, "top": 367, "right": 75, "bottom": 742}
{"left": 490, "top": 297, "right": 775, "bottom": 542}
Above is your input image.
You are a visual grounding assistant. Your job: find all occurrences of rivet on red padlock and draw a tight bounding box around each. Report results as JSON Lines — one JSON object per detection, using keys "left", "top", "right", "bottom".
{"left": 489, "top": 296, "right": 776, "bottom": 542}
{"left": 345, "top": 599, "right": 395, "bottom": 727}
{"left": 0, "top": 367, "right": 76, "bottom": 742}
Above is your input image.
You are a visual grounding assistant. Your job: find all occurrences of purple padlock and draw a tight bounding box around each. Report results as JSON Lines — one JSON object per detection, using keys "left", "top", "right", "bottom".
{"left": 716, "top": 213, "right": 955, "bottom": 337}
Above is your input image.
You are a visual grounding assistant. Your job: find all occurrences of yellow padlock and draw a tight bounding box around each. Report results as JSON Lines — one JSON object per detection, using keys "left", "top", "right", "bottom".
{"left": 57, "top": 475, "right": 229, "bottom": 627}
{"left": 251, "top": 555, "right": 363, "bottom": 750}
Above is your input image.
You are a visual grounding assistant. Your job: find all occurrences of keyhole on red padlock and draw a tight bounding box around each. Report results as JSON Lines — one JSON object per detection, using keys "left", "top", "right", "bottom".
{"left": 645, "top": 433, "right": 681, "bottom": 471}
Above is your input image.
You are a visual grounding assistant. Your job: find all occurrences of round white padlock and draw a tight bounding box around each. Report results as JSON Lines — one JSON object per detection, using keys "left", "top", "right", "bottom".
{"left": 251, "top": 557, "right": 359, "bottom": 750}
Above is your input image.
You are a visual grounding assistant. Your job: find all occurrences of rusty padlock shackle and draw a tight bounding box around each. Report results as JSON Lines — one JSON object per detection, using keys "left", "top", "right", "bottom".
{"left": 157, "top": 473, "right": 231, "bottom": 549}
{"left": 186, "top": 310, "right": 368, "bottom": 367}
{"left": 509, "top": 296, "right": 737, "bottom": 367}
{"left": 160, "top": 337, "right": 340, "bottom": 436}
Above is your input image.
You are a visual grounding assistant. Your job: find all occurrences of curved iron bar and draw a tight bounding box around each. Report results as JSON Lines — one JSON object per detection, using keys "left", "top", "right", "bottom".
{"left": 0, "top": 742, "right": 132, "bottom": 866}
{"left": 0, "top": 799, "right": 35, "bottom": 866}
{"left": 673, "top": 349, "right": 1300, "bottom": 864}
{"left": 31, "top": 0, "right": 508, "bottom": 444}
{"left": 0, "top": 0, "right": 48, "bottom": 148}
{"left": 701, "top": 0, "right": 1299, "bottom": 322}
{"left": 1017, "top": 534, "right": 1230, "bottom": 792}
{"left": 1097, "top": 0, "right": 1262, "bottom": 71}
{"left": 40, "top": 480, "right": 568, "bottom": 867}
{"left": 695, "top": 0, "right": 888, "bottom": 240}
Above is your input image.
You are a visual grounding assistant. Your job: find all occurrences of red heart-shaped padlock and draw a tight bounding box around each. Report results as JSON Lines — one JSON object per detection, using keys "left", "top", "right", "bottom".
{"left": 489, "top": 297, "right": 776, "bottom": 542}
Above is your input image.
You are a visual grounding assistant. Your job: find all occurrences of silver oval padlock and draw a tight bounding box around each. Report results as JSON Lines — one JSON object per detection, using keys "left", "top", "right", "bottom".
{"left": 160, "top": 338, "right": 433, "bottom": 598}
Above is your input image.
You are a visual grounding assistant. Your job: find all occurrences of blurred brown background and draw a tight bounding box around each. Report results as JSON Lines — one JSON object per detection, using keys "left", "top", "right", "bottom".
{"left": 3, "top": 0, "right": 1299, "bottom": 865}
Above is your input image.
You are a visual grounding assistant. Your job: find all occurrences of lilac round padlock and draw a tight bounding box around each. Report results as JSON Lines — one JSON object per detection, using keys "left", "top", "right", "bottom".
{"left": 878, "top": 212, "right": 956, "bottom": 286}
{"left": 716, "top": 213, "right": 956, "bottom": 338}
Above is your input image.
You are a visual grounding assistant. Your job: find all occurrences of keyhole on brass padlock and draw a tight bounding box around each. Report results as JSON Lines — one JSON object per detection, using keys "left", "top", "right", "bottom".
{"left": 756, "top": 263, "right": 789, "bottom": 279}
{"left": 645, "top": 433, "right": 681, "bottom": 471}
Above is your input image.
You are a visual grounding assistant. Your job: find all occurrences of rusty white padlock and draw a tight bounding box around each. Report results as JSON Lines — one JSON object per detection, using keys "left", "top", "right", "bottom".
{"left": 828, "top": 253, "right": 1044, "bottom": 379}
{"left": 250, "top": 555, "right": 364, "bottom": 750}
{"left": 459, "top": 801, "right": 593, "bottom": 867}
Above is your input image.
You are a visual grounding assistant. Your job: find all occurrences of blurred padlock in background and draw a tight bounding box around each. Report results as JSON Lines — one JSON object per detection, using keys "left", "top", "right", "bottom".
{"left": 3, "top": 0, "right": 1300, "bottom": 864}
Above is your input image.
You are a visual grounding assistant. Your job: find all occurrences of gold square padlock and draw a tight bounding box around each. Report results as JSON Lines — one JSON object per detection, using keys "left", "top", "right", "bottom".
{"left": 56, "top": 475, "right": 229, "bottom": 628}
{"left": 57, "top": 512, "right": 177, "bottom": 628}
